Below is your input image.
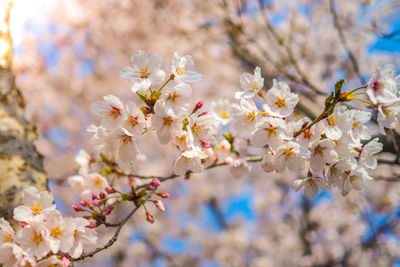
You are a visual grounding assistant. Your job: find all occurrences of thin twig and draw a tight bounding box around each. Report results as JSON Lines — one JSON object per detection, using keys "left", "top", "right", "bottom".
{"left": 72, "top": 206, "right": 140, "bottom": 262}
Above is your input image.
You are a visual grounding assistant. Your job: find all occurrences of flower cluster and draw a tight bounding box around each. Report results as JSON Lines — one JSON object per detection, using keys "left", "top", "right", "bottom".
{"left": 86, "top": 51, "right": 400, "bottom": 200}
{"left": 0, "top": 187, "right": 97, "bottom": 266}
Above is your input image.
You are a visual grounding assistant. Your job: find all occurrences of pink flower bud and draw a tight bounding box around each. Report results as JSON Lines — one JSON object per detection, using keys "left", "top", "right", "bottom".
{"left": 103, "top": 206, "right": 114, "bottom": 216}
{"left": 105, "top": 186, "right": 116, "bottom": 194}
{"left": 80, "top": 200, "right": 92, "bottom": 208}
{"left": 151, "top": 178, "right": 161, "bottom": 187}
{"left": 146, "top": 185, "right": 155, "bottom": 191}
{"left": 224, "top": 155, "right": 234, "bottom": 166}
{"left": 153, "top": 200, "right": 165, "bottom": 212}
{"left": 92, "top": 199, "right": 102, "bottom": 207}
{"left": 156, "top": 192, "right": 170, "bottom": 198}
{"left": 99, "top": 192, "right": 106, "bottom": 199}
{"left": 92, "top": 194, "right": 98, "bottom": 200}
{"left": 72, "top": 204, "right": 84, "bottom": 212}
{"left": 201, "top": 141, "right": 211, "bottom": 149}
{"left": 146, "top": 212, "right": 155, "bottom": 224}
{"left": 87, "top": 220, "right": 98, "bottom": 228}
{"left": 192, "top": 101, "right": 203, "bottom": 114}
{"left": 61, "top": 256, "right": 71, "bottom": 267}
{"left": 20, "top": 222, "right": 28, "bottom": 227}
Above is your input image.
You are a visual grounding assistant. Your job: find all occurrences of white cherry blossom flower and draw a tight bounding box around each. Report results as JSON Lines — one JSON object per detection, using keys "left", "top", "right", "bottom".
{"left": 172, "top": 52, "right": 202, "bottom": 83}
{"left": 325, "top": 160, "right": 354, "bottom": 187}
{"left": 14, "top": 187, "right": 56, "bottom": 223}
{"left": 235, "top": 66, "right": 264, "bottom": 99}
{"left": 15, "top": 222, "right": 50, "bottom": 258}
{"left": 120, "top": 50, "right": 166, "bottom": 93}
{"left": 174, "top": 147, "right": 207, "bottom": 175}
{"left": 264, "top": 80, "right": 299, "bottom": 117}
{"left": 83, "top": 173, "right": 109, "bottom": 197}
{"left": 106, "top": 128, "right": 139, "bottom": 172}
{"left": 232, "top": 99, "right": 259, "bottom": 137}
{"left": 172, "top": 129, "right": 194, "bottom": 152}
{"left": 0, "top": 218, "right": 14, "bottom": 245}
{"left": 275, "top": 141, "right": 310, "bottom": 173}
{"left": 359, "top": 138, "right": 383, "bottom": 170}
{"left": 210, "top": 99, "right": 232, "bottom": 125}
{"left": 0, "top": 242, "right": 36, "bottom": 267}
{"left": 151, "top": 101, "right": 181, "bottom": 144}
{"left": 162, "top": 83, "right": 192, "bottom": 112}
{"left": 91, "top": 95, "right": 127, "bottom": 129}
{"left": 67, "top": 217, "right": 97, "bottom": 258}
{"left": 293, "top": 175, "right": 327, "bottom": 198}
{"left": 190, "top": 114, "right": 220, "bottom": 145}
{"left": 123, "top": 101, "right": 146, "bottom": 137}
{"left": 87, "top": 124, "right": 109, "bottom": 152}
{"left": 294, "top": 119, "right": 323, "bottom": 147}
{"left": 333, "top": 133, "right": 359, "bottom": 162}
{"left": 322, "top": 105, "right": 351, "bottom": 140}
{"left": 44, "top": 210, "right": 74, "bottom": 254}
{"left": 377, "top": 99, "right": 400, "bottom": 134}
{"left": 250, "top": 117, "right": 289, "bottom": 150}
{"left": 366, "top": 64, "right": 399, "bottom": 104}
{"left": 341, "top": 167, "right": 372, "bottom": 196}
{"left": 347, "top": 109, "right": 371, "bottom": 142}
{"left": 37, "top": 255, "right": 65, "bottom": 267}
{"left": 309, "top": 139, "right": 338, "bottom": 173}
{"left": 75, "top": 149, "right": 92, "bottom": 176}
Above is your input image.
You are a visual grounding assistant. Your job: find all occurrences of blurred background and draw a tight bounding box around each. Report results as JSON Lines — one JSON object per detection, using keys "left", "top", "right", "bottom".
{"left": 7, "top": 0, "right": 400, "bottom": 266}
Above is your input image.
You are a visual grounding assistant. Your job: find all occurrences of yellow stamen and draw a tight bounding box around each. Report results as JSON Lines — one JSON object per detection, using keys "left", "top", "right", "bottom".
{"left": 32, "top": 232, "right": 42, "bottom": 245}
{"left": 51, "top": 227, "right": 62, "bottom": 238}
{"left": 327, "top": 115, "right": 337, "bottom": 126}
{"left": 94, "top": 177, "right": 103, "bottom": 186}
{"left": 163, "top": 116, "right": 173, "bottom": 126}
{"left": 247, "top": 112, "right": 256, "bottom": 121}
{"left": 31, "top": 204, "right": 41, "bottom": 215}
{"left": 276, "top": 98, "right": 286, "bottom": 108}
{"left": 139, "top": 67, "right": 149, "bottom": 78}
{"left": 176, "top": 68, "right": 186, "bottom": 76}
{"left": 265, "top": 126, "right": 277, "bottom": 136}
{"left": 3, "top": 234, "right": 13, "bottom": 243}
{"left": 350, "top": 175, "right": 358, "bottom": 184}
{"left": 283, "top": 148, "right": 295, "bottom": 159}
{"left": 220, "top": 111, "right": 228, "bottom": 118}
{"left": 249, "top": 83, "right": 258, "bottom": 91}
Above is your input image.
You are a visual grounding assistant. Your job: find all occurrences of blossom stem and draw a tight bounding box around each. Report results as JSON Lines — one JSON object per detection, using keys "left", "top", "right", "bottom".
{"left": 158, "top": 74, "right": 175, "bottom": 93}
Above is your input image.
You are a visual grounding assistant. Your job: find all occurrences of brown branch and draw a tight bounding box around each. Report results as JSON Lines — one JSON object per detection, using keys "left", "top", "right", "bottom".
{"left": 72, "top": 206, "right": 140, "bottom": 262}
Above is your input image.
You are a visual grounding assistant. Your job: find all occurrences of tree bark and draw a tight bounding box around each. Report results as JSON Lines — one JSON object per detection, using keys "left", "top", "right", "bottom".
{"left": 0, "top": 2, "right": 47, "bottom": 223}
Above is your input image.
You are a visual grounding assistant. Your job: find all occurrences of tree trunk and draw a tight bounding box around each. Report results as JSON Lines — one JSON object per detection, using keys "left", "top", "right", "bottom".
{"left": 0, "top": 2, "right": 47, "bottom": 223}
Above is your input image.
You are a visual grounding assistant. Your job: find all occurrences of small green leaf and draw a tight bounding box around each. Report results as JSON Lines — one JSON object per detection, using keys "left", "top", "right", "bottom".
{"left": 137, "top": 189, "right": 148, "bottom": 198}
{"left": 325, "top": 92, "right": 334, "bottom": 108}
{"left": 136, "top": 199, "right": 146, "bottom": 206}
{"left": 136, "top": 92, "right": 149, "bottom": 103}
{"left": 334, "top": 79, "right": 346, "bottom": 98}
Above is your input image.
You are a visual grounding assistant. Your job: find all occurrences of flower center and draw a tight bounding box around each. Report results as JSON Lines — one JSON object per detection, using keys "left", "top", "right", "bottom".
{"left": 95, "top": 177, "right": 103, "bottom": 186}
{"left": 176, "top": 68, "right": 186, "bottom": 76}
{"left": 327, "top": 115, "right": 337, "bottom": 126}
{"left": 3, "top": 234, "right": 13, "bottom": 243}
{"left": 314, "top": 146, "right": 324, "bottom": 156}
{"left": 32, "top": 232, "right": 42, "bottom": 245}
{"left": 163, "top": 116, "right": 173, "bottom": 126}
{"left": 276, "top": 98, "right": 286, "bottom": 108}
{"left": 352, "top": 122, "right": 359, "bottom": 129}
{"left": 303, "top": 129, "right": 313, "bottom": 139}
{"left": 168, "top": 92, "right": 178, "bottom": 102}
{"left": 51, "top": 227, "right": 63, "bottom": 238}
{"left": 109, "top": 106, "right": 122, "bottom": 118}
{"left": 129, "top": 116, "right": 138, "bottom": 127}
{"left": 305, "top": 179, "right": 315, "bottom": 188}
{"left": 372, "top": 81, "right": 384, "bottom": 92}
{"left": 220, "top": 110, "right": 228, "bottom": 118}
{"left": 283, "top": 148, "right": 295, "bottom": 159}
{"left": 31, "top": 204, "right": 41, "bottom": 215}
{"left": 249, "top": 82, "right": 258, "bottom": 91}
{"left": 247, "top": 111, "right": 255, "bottom": 121}
{"left": 350, "top": 175, "right": 358, "bottom": 184}
{"left": 139, "top": 67, "right": 149, "bottom": 78}
{"left": 265, "top": 125, "right": 277, "bottom": 136}
{"left": 120, "top": 134, "right": 132, "bottom": 145}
